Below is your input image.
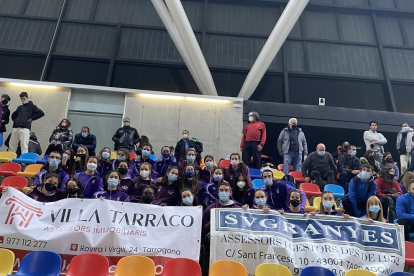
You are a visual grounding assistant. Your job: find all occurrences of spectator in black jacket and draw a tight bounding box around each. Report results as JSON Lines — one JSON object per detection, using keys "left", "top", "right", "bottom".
{"left": 9, "top": 92, "right": 44, "bottom": 154}
{"left": 175, "top": 130, "right": 196, "bottom": 163}
{"left": 45, "top": 119, "right": 74, "bottom": 155}
{"left": 337, "top": 145, "right": 361, "bottom": 193}
{"left": 72, "top": 126, "right": 97, "bottom": 156}
{"left": 112, "top": 117, "right": 140, "bottom": 152}
{"left": 0, "top": 94, "right": 10, "bottom": 147}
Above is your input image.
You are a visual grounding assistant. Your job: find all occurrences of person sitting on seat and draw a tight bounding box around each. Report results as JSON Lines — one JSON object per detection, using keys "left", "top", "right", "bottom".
{"left": 33, "top": 151, "right": 69, "bottom": 189}
{"left": 94, "top": 170, "right": 130, "bottom": 202}
{"left": 396, "top": 180, "right": 414, "bottom": 241}
{"left": 375, "top": 168, "right": 402, "bottom": 222}
{"left": 342, "top": 164, "right": 377, "bottom": 217}
{"left": 302, "top": 143, "right": 336, "bottom": 189}
{"left": 337, "top": 145, "right": 361, "bottom": 193}
{"left": 361, "top": 196, "right": 386, "bottom": 223}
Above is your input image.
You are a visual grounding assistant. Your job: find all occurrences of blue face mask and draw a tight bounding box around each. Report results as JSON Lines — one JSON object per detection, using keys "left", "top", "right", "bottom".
{"left": 22, "top": 101, "right": 28, "bottom": 105}
{"left": 162, "top": 151, "right": 170, "bottom": 158}
{"left": 255, "top": 198, "right": 266, "bottom": 206}
{"left": 108, "top": 178, "right": 119, "bottom": 187}
{"left": 187, "top": 156, "right": 196, "bottom": 163}
{"left": 186, "top": 170, "right": 195, "bottom": 178}
{"left": 369, "top": 205, "right": 381, "bottom": 213}
{"left": 63, "top": 153, "right": 70, "bottom": 160}
{"left": 205, "top": 161, "right": 214, "bottom": 169}
{"left": 360, "top": 171, "right": 371, "bottom": 180}
{"left": 323, "top": 201, "right": 334, "bottom": 208}
{"left": 213, "top": 174, "right": 222, "bottom": 182}
{"left": 117, "top": 156, "right": 126, "bottom": 161}
{"left": 49, "top": 158, "right": 59, "bottom": 167}
{"left": 350, "top": 150, "right": 357, "bottom": 156}
{"left": 182, "top": 196, "right": 194, "bottom": 206}
{"left": 318, "top": 151, "right": 326, "bottom": 156}
{"left": 81, "top": 132, "right": 88, "bottom": 138}
{"left": 219, "top": 192, "right": 230, "bottom": 202}
{"left": 264, "top": 178, "right": 273, "bottom": 186}
{"left": 102, "top": 152, "right": 110, "bottom": 159}
{"left": 168, "top": 173, "right": 178, "bottom": 182}
{"left": 142, "top": 150, "right": 150, "bottom": 157}
{"left": 402, "top": 127, "right": 409, "bottom": 132}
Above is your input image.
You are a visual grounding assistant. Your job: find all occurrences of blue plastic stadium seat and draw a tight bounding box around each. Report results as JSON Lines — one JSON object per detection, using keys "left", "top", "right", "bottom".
{"left": 36, "top": 155, "right": 49, "bottom": 165}
{"left": 389, "top": 273, "right": 414, "bottom": 276}
{"left": 249, "top": 168, "right": 262, "bottom": 180}
{"left": 253, "top": 179, "right": 264, "bottom": 190}
{"left": 301, "top": 267, "right": 335, "bottom": 276}
{"left": 149, "top": 154, "right": 158, "bottom": 161}
{"left": 324, "top": 184, "right": 345, "bottom": 198}
{"left": 12, "top": 153, "right": 39, "bottom": 165}
{"left": 10, "top": 251, "right": 61, "bottom": 276}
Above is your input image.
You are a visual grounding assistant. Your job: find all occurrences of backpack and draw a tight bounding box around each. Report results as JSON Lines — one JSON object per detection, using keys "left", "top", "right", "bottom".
{"left": 352, "top": 176, "right": 374, "bottom": 195}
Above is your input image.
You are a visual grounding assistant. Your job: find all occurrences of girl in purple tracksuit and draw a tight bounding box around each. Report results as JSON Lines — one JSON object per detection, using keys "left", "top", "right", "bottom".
{"left": 152, "top": 166, "right": 180, "bottom": 206}
{"left": 116, "top": 161, "right": 135, "bottom": 195}
{"left": 94, "top": 170, "right": 130, "bottom": 202}
{"left": 96, "top": 147, "right": 112, "bottom": 178}
{"left": 233, "top": 173, "right": 255, "bottom": 208}
{"left": 280, "top": 189, "right": 306, "bottom": 214}
{"left": 128, "top": 162, "right": 154, "bottom": 202}
{"left": 198, "top": 167, "right": 224, "bottom": 208}
{"left": 224, "top": 153, "right": 252, "bottom": 190}
{"left": 76, "top": 156, "right": 104, "bottom": 198}
{"left": 179, "top": 164, "right": 204, "bottom": 202}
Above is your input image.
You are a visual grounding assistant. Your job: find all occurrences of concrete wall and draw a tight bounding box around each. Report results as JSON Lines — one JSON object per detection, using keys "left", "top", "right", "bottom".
{"left": 124, "top": 93, "right": 243, "bottom": 159}
{"left": 0, "top": 83, "right": 71, "bottom": 153}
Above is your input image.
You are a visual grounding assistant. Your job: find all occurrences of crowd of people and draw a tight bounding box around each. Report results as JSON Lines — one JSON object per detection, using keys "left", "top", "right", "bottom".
{"left": 0, "top": 93, "right": 414, "bottom": 242}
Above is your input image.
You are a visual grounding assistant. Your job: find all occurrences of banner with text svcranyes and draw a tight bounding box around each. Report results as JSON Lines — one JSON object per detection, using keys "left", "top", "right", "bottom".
{"left": 210, "top": 209, "right": 405, "bottom": 276}
{"left": 0, "top": 188, "right": 202, "bottom": 275}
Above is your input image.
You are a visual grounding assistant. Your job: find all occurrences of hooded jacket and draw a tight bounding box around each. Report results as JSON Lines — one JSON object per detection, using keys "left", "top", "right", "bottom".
{"left": 346, "top": 175, "right": 377, "bottom": 217}
{"left": 12, "top": 101, "right": 44, "bottom": 129}
{"left": 396, "top": 193, "right": 414, "bottom": 223}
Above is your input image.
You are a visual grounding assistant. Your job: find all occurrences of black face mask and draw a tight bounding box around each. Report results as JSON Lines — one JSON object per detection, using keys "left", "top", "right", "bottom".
{"left": 368, "top": 155, "right": 375, "bottom": 160}
{"left": 77, "top": 154, "right": 86, "bottom": 159}
{"left": 292, "top": 124, "right": 297, "bottom": 129}
{"left": 45, "top": 183, "right": 57, "bottom": 192}
{"left": 2, "top": 99, "right": 8, "bottom": 105}
{"left": 67, "top": 187, "right": 79, "bottom": 195}
{"left": 389, "top": 174, "right": 395, "bottom": 180}
{"left": 386, "top": 158, "right": 393, "bottom": 163}
{"left": 290, "top": 199, "right": 301, "bottom": 207}
{"left": 344, "top": 145, "right": 350, "bottom": 150}
{"left": 142, "top": 194, "right": 153, "bottom": 204}
{"left": 118, "top": 168, "right": 128, "bottom": 175}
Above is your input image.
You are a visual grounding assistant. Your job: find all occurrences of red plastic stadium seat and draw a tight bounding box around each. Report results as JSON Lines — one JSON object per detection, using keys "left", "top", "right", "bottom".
{"left": 289, "top": 171, "right": 305, "bottom": 184}
{"left": 0, "top": 176, "right": 28, "bottom": 191}
{"left": 300, "top": 183, "right": 322, "bottom": 197}
{"left": 163, "top": 258, "right": 202, "bottom": 276}
{"left": 219, "top": 160, "right": 231, "bottom": 169}
{"left": 66, "top": 253, "right": 109, "bottom": 276}
{"left": 277, "top": 164, "right": 293, "bottom": 172}
{"left": 0, "top": 163, "right": 21, "bottom": 177}
{"left": 406, "top": 241, "right": 414, "bottom": 266}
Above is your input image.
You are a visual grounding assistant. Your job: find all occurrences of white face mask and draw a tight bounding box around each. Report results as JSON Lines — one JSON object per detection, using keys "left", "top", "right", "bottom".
{"left": 237, "top": 181, "right": 246, "bottom": 189}
{"left": 248, "top": 116, "right": 253, "bottom": 122}
{"left": 183, "top": 134, "right": 188, "bottom": 139}
{"left": 140, "top": 170, "right": 150, "bottom": 179}
{"left": 87, "top": 163, "right": 97, "bottom": 171}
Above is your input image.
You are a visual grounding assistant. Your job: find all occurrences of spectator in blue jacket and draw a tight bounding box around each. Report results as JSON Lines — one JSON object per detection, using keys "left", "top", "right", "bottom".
{"left": 396, "top": 180, "right": 414, "bottom": 241}
{"left": 155, "top": 146, "right": 177, "bottom": 177}
{"left": 261, "top": 169, "right": 306, "bottom": 210}
{"left": 72, "top": 126, "right": 97, "bottom": 156}
{"left": 342, "top": 164, "right": 377, "bottom": 217}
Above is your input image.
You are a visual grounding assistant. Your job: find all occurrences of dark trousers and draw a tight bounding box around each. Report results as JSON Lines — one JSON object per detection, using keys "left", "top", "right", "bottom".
{"left": 342, "top": 197, "right": 365, "bottom": 217}
{"left": 338, "top": 171, "right": 356, "bottom": 194}
{"left": 45, "top": 143, "right": 64, "bottom": 156}
{"left": 310, "top": 170, "right": 334, "bottom": 190}
{"left": 379, "top": 196, "right": 396, "bottom": 222}
{"left": 398, "top": 219, "right": 414, "bottom": 241}
{"left": 242, "top": 141, "right": 261, "bottom": 169}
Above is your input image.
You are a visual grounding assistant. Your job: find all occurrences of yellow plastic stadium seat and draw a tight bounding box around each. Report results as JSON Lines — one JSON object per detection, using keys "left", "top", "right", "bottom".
{"left": 271, "top": 169, "right": 284, "bottom": 181}
{"left": 0, "top": 248, "right": 15, "bottom": 276}
{"left": 345, "top": 269, "right": 376, "bottom": 276}
{"left": 304, "top": 198, "right": 316, "bottom": 212}
{"left": 114, "top": 255, "right": 155, "bottom": 276}
{"left": 17, "top": 164, "right": 43, "bottom": 178}
{"left": 255, "top": 263, "right": 292, "bottom": 276}
{"left": 0, "top": 152, "right": 17, "bottom": 163}
{"left": 110, "top": 151, "right": 117, "bottom": 160}
{"left": 209, "top": 260, "right": 247, "bottom": 276}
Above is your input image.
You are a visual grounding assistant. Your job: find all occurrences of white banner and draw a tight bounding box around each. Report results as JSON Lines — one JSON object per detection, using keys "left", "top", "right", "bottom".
{"left": 0, "top": 188, "right": 202, "bottom": 275}
{"left": 210, "top": 209, "right": 405, "bottom": 276}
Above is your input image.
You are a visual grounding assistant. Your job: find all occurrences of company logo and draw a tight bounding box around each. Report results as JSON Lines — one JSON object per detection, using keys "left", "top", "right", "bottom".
{"left": 5, "top": 196, "right": 43, "bottom": 228}
{"left": 70, "top": 243, "right": 78, "bottom": 251}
